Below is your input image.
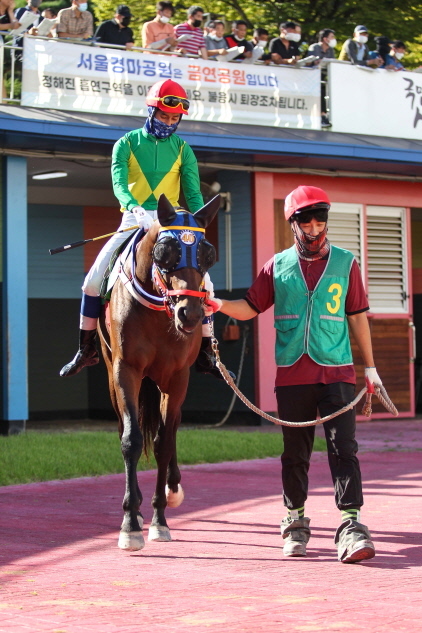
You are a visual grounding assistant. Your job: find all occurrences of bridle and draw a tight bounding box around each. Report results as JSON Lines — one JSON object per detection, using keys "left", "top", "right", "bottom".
{"left": 151, "top": 218, "right": 215, "bottom": 317}
{"left": 152, "top": 260, "right": 207, "bottom": 319}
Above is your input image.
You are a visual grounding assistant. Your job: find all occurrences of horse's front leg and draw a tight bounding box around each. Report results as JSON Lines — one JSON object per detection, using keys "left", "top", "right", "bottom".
{"left": 113, "top": 358, "right": 145, "bottom": 551}
{"left": 149, "top": 372, "right": 187, "bottom": 542}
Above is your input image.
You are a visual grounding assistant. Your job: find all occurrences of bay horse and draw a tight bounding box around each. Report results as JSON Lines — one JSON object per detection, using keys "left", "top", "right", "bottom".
{"left": 99, "top": 193, "right": 220, "bottom": 551}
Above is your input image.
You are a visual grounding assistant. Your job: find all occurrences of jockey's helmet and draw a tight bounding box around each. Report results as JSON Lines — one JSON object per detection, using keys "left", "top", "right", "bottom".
{"left": 284, "top": 185, "right": 331, "bottom": 222}
{"left": 146, "top": 79, "right": 190, "bottom": 115}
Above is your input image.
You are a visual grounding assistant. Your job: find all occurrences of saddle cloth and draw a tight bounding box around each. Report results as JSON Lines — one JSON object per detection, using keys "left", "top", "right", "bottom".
{"left": 100, "top": 230, "right": 139, "bottom": 301}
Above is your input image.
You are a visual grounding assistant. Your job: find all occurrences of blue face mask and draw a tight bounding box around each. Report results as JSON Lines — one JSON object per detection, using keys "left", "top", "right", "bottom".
{"left": 144, "top": 106, "right": 181, "bottom": 139}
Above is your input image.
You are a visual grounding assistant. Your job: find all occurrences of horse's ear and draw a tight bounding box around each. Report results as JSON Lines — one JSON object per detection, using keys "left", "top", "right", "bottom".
{"left": 157, "top": 194, "right": 177, "bottom": 226}
{"left": 193, "top": 195, "right": 221, "bottom": 229}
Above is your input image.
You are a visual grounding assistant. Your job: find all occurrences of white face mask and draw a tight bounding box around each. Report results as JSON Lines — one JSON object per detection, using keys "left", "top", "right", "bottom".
{"left": 233, "top": 34, "right": 244, "bottom": 42}
{"left": 257, "top": 39, "right": 267, "bottom": 47}
{"left": 159, "top": 15, "right": 170, "bottom": 23}
{"left": 78, "top": 2, "right": 88, "bottom": 11}
{"left": 357, "top": 35, "right": 368, "bottom": 44}
{"left": 285, "top": 32, "right": 301, "bottom": 43}
{"left": 394, "top": 51, "right": 404, "bottom": 60}
{"left": 328, "top": 38, "right": 337, "bottom": 48}
{"left": 208, "top": 33, "right": 221, "bottom": 41}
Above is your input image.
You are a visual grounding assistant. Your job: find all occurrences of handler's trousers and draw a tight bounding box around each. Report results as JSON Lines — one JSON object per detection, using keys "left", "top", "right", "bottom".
{"left": 276, "top": 382, "right": 363, "bottom": 512}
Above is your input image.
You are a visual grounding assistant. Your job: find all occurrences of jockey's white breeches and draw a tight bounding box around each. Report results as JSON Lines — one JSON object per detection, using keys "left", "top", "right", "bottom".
{"left": 82, "top": 210, "right": 214, "bottom": 298}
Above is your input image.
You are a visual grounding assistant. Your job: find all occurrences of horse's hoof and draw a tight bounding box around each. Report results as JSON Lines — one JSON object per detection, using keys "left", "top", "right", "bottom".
{"left": 165, "top": 484, "right": 184, "bottom": 508}
{"left": 118, "top": 531, "right": 145, "bottom": 551}
{"left": 148, "top": 525, "right": 172, "bottom": 542}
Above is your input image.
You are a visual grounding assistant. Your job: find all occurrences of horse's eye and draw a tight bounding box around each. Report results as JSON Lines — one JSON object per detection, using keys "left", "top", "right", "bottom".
{"left": 197, "top": 240, "right": 216, "bottom": 274}
{"left": 152, "top": 237, "right": 181, "bottom": 272}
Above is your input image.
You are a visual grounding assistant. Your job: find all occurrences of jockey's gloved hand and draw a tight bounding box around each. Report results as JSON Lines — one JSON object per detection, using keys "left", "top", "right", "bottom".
{"left": 205, "top": 296, "right": 222, "bottom": 313}
{"left": 364, "top": 367, "right": 383, "bottom": 393}
{"left": 132, "top": 206, "right": 154, "bottom": 231}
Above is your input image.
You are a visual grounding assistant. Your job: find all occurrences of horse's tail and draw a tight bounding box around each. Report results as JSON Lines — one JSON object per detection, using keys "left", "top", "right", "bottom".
{"left": 139, "top": 376, "right": 161, "bottom": 457}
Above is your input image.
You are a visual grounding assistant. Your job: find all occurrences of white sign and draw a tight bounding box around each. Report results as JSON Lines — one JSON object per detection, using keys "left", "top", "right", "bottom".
{"left": 328, "top": 62, "right": 422, "bottom": 140}
{"left": 21, "top": 38, "right": 321, "bottom": 129}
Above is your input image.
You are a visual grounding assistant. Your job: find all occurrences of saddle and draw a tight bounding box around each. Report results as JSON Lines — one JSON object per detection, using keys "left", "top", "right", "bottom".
{"left": 100, "top": 230, "right": 140, "bottom": 301}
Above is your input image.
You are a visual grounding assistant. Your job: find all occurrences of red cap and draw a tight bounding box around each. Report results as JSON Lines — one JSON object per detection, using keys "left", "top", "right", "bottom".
{"left": 284, "top": 186, "right": 331, "bottom": 221}
{"left": 146, "top": 79, "right": 189, "bottom": 115}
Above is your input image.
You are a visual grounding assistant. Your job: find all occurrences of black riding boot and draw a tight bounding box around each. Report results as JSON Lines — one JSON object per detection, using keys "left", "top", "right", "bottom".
{"left": 195, "top": 337, "right": 236, "bottom": 381}
{"left": 60, "top": 329, "right": 99, "bottom": 377}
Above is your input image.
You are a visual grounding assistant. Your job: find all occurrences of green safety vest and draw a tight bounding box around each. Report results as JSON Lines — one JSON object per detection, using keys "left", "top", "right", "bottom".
{"left": 273, "top": 245, "right": 355, "bottom": 367}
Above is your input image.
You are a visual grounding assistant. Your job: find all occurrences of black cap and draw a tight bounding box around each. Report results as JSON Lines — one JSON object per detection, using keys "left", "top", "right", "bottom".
{"left": 116, "top": 4, "right": 132, "bottom": 16}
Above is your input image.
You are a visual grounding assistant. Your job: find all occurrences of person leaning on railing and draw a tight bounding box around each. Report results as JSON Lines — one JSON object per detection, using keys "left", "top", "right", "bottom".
{"left": 339, "top": 25, "right": 382, "bottom": 67}
{"left": 204, "top": 19, "right": 228, "bottom": 60}
{"left": 94, "top": 4, "right": 134, "bottom": 50}
{"left": 56, "top": 0, "right": 93, "bottom": 40}
{"left": 269, "top": 21, "right": 302, "bottom": 65}
{"left": 0, "top": 0, "right": 20, "bottom": 34}
{"left": 142, "top": 1, "right": 178, "bottom": 51}
{"left": 174, "top": 5, "right": 208, "bottom": 59}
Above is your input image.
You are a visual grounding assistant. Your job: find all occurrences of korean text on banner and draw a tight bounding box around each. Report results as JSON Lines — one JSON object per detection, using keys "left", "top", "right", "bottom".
{"left": 21, "top": 39, "right": 321, "bottom": 129}
{"left": 328, "top": 62, "right": 422, "bottom": 141}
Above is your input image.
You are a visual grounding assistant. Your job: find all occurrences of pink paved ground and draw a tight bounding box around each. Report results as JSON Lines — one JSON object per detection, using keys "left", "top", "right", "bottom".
{"left": 1, "top": 449, "right": 422, "bottom": 633}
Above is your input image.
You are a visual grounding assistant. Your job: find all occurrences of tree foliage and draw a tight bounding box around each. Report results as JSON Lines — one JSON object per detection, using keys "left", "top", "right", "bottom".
{"left": 91, "top": 0, "right": 422, "bottom": 65}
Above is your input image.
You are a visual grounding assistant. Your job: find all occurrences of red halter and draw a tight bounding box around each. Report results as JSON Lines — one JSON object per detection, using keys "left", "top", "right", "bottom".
{"left": 152, "top": 264, "right": 207, "bottom": 318}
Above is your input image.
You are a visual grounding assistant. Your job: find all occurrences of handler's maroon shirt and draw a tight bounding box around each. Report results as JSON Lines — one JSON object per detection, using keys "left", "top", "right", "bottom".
{"left": 244, "top": 254, "right": 369, "bottom": 387}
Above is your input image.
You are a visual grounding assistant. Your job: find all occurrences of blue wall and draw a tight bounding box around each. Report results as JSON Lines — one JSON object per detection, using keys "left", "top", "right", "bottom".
{"left": 28, "top": 204, "right": 84, "bottom": 299}
{"left": 211, "top": 170, "right": 253, "bottom": 292}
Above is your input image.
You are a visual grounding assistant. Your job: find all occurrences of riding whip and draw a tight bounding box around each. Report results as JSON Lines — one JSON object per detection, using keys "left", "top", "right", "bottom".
{"left": 48, "top": 225, "right": 139, "bottom": 255}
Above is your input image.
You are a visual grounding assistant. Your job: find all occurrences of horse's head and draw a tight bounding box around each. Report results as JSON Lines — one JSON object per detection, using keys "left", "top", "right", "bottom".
{"left": 152, "top": 194, "right": 220, "bottom": 334}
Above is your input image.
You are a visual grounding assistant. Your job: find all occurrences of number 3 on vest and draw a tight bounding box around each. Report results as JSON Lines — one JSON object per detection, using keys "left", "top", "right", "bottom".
{"left": 326, "top": 283, "right": 342, "bottom": 314}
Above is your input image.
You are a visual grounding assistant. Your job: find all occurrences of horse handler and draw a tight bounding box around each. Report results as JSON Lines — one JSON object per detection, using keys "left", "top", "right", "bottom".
{"left": 206, "top": 185, "right": 382, "bottom": 564}
{"left": 60, "top": 78, "right": 230, "bottom": 381}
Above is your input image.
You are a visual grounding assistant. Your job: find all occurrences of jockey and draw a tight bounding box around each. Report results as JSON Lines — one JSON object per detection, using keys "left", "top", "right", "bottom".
{"left": 60, "top": 78, "right": 229, "bottom": 381}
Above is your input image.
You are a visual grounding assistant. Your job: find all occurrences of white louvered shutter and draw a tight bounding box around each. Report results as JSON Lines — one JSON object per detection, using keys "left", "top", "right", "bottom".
{"left": 328, "top": 202, "right": 364, "bottom": 269}
{"left": 366, "top": 206, "right": 408, "bottom": 313}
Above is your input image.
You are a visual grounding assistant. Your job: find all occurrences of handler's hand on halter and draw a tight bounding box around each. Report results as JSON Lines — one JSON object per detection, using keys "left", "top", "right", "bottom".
{"left": 205, "top": 296, "right": 222, "bottom": 313}
{"left": 364, "top": 367, "right": 383, "bottom": 394}
{"left": 133, "top": 206, "right": 154, "bottom": 232}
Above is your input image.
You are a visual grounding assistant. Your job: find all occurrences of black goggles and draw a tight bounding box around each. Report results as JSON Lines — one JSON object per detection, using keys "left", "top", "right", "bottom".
{"left": 294, "top": 207, "right": 329, "bottom": 224}
{"left": 158, "top": 95, "right": 190, "bottom": 111}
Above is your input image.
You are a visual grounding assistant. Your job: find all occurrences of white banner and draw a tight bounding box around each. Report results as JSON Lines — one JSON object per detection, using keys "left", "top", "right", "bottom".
{"left": 328, "top": 62, "right": 422, "bottom": 140}
{"left": 21, "top": 38, "right": 321, "bottom": 129}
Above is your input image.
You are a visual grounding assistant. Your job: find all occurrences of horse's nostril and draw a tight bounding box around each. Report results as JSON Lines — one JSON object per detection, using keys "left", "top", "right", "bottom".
{"left": 178, "top": 306, "right": 187, "bottom": 323}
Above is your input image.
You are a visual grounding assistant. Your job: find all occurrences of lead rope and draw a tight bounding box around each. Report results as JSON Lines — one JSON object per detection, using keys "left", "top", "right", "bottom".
{"left": 210, "top": 325, "right": 398, "bottom": 427}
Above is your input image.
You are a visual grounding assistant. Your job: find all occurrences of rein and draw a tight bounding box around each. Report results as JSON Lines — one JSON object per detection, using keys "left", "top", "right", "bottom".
{"left": 209, "top": 322, "right": 399, "bottom": 427}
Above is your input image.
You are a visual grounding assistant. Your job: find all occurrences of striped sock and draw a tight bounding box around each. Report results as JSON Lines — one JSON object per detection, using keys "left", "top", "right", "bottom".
{"left": 288, "top": 506, "right": 305, "bottom": 520}
{"left": 341, "top": 508, "right": 361, "bottom": 523}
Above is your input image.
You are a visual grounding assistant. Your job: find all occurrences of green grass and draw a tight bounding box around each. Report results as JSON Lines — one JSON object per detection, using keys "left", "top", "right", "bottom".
{"left": 0, "top": 429, "right": 326, "bottom": 487}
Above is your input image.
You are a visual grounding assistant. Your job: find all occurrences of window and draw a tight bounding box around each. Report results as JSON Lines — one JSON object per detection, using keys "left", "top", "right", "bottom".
{"left": 366, "top": 206, "right": 408, "bottom": 313}
{"left": 329, "top": 203, "right": 363, "bottom": 268}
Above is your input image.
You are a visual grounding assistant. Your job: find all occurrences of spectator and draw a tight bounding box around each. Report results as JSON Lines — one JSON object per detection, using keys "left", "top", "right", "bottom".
{"left": 175, "top": 5, "right": 207, "bottom": 60}
{"left": 368, "top": 36, "right": 406, "bottom": 71}
{"left": 15, "top": 0, "right": 43, "bottom": 40}
{"left": 388, "top": 40, "right": 407, "bottom": 70}
{"left": 57, "top": 0, "right": 93, "bottom": 40}
{"left": 249, "top": 27, "right": 269, "bottom": 50}
{"left": 269, "top": 21, "right": 301, "bottom": 65}
{"left": 94, "top": 4, "right": 134, "bottom": 49}
{"left": 339, "top": 25, "right": 382, "bottom": 67}
{"left": 224, "top": 19, "right": 252, "bottom": 60}
{"left": 306, "top": 28, "right": 337, "bottom": 61}
{"left": 38, "top": 7, "right": 57, "bottom": 37}
{"left": 42, "top": 7, "right": 58, "bottom": 20}
{"left": 204, "top": 19, "right": 228, "bottom": 59}
{"left": 141, "top": 1, "right": 177, "bottom": 51}
{"left": 0, "top": 0, "right": 19, "bottom": 33}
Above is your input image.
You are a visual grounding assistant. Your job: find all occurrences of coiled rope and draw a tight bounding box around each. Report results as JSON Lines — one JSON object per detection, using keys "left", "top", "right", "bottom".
{"left": 211, "top": 332, "right": 398, "bottom": 428}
